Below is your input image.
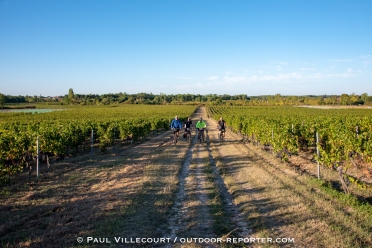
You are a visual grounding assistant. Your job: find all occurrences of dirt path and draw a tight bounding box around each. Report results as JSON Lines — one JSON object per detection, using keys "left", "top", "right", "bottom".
{"left": 165, "top": 108, "right": 226, "bottom": 246}
{"left": 165, "top": 107, "right": 253, "bottom": 247}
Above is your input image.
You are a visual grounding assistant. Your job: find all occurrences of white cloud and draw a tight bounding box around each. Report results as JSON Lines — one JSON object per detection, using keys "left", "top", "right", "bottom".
{"left": 206, "top": 76, "right": 218, "bottom": 80}
{"left": 270, "top": 61, "right": 290, "bottom": 71}
{"left": 221, "top": 70, "right": 357, "bottom": 86}
{"left": 326, "top": 55, "right": 372, "bottom": 66}
{"left": 223, "top": 73, "right": 303, "bottom": 85}
{"left": 326, "top": 59, "right": 352, "bottom": 63}
{"left": 224, "top": 76, "right": 247, "bottom": 83}
{"left": 258, "top": 71, "right": 263, "bottom": 74}
{"left": 173, "top": 85, "right": 191, "bottom": 90}
{"left": 225, "top": 71, "right": 231, "bottom": 75}
{"left": 196, "top": 83, "right": 206, "bottom": 89}
{"left": 173, "top": 82, "right": 213, "bottom": 91}
{"left": 360, "top": 55, "right": 372, "bottom": 64}
{"left": 260, "top": 73, "right": 302, "bottom": 82}
{"left": 176, "top": 77, "right": 194, "bottom": 80}
{"left": 310, "top": 72, "right": 355, "bottom": 79}
{"left": 270, "top": 60, "right": 289, "bottom": 65}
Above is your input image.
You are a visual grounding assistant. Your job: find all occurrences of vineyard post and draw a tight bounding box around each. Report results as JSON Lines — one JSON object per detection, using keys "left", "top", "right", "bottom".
{"left": 91, "top": 129, "right": 94, "bottom": 157}
{"left": 316, "top": 132, "right": 320, "bottom": 179}
{"left": 356, "top": 126, "right": 359, "bottom": 138}
{"left": 292, "top": 124, "right": 294, "bottom": 133}
{"left": 113, "top": 125, "right": 116, "bottom": 151}
{"left": 36, "top": 136, "right": 39, "bottom": 179}
{"left": 272, "top": 129, "right": 274, "bottom": 140}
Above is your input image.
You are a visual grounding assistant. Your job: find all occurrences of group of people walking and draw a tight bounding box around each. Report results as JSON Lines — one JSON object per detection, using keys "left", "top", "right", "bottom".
{"left": 170, "top": 115, "right": 226, "bottom": 143}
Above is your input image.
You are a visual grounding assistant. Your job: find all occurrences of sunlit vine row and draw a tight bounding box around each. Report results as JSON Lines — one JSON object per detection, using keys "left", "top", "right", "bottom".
{"left": 0, "top": 105, "right": 197, "bottom": 183}
{"left": 209, "top": 106, "right": 372, "bottom": 187}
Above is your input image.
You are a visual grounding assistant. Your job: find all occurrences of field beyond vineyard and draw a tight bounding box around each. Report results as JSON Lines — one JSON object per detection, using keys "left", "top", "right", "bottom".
{"left": 1, "top": 105, "right": 372, "bottom": 247}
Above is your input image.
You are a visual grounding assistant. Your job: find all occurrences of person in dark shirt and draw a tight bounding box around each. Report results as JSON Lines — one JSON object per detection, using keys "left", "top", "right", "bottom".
{"left": 217, "top": 117, "right": 226, "bottom": 140}
{"left": 183, "top": 117, "right": 193, "bottom": 139}
{"left": 217, "top": 117, "right": 226, "bottom": 130}
{"left": 184, "top": 117, "right": 193, "bottom": 129}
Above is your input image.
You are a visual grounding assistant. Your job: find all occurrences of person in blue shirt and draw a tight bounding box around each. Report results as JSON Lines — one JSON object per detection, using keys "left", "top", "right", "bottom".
{"left": 171, "top": 115, "right": 183, "bottom": 140}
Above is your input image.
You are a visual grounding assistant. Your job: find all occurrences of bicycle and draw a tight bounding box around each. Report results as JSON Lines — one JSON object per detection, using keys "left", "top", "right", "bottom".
{"left": 185, "top": 128, "right": 192, "bottom": 144}
{"left": 218, "top": 128, "right": 226, "bottom": 144}
{"left": 197, "top": 128, "right": 205, "bottom": 143}
{"left": 172, "top": 128, "right": 180, "bottom": 145}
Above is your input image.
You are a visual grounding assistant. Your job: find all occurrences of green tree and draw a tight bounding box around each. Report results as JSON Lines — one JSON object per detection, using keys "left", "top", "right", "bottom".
{"left": 68, "top": 88, "right": 75, "bottom": 100}
{"left": 340, "top": 94, "right": 351, "bottom": 105}
{"left": 0, "top": 93, "right": 7, "bottom": 108}
{"left": 361, "top": 93, "right": 369, "bottom": 103}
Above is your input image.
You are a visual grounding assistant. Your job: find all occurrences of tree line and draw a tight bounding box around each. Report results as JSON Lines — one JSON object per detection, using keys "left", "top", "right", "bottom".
{"left": 1, "top": 90, "right": 372, "bottom": 108}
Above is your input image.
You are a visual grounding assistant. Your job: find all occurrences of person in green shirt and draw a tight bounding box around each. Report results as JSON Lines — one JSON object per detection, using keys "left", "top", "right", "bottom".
{"left": 196, "top": 117, "right": 207, "bottom": 129}
{"left": 196, "top": 118, "right": 207, "bottom": 142}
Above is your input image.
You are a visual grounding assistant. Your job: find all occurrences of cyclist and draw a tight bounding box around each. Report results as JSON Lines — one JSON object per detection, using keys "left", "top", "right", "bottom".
{"left": 217, "top": 117, "right": 227, "bottom": 140}
{"left": 184, "top": 117, "right": 193, "bottom": 139}
{"left": 171, "top": 116, "right": 183, "bottom": 141}
{"left": 196, "top": 117, "right": 207, "bottom": 141}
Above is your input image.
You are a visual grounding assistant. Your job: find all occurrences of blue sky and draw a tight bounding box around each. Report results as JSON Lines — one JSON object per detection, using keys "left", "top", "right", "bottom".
{"left": 0, "top": 0, "right": 371, "bottom": 96}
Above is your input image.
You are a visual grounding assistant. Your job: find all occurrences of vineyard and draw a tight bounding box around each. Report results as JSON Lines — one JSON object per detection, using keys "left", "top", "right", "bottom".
{"left": 1, "top": 105, "right": 372, "bottom": 247}
{"left": 0, "top": 105, "right": 196, "bottom": 184}
{"left": 208, "top": 105, "right": 372, "bottom": 190}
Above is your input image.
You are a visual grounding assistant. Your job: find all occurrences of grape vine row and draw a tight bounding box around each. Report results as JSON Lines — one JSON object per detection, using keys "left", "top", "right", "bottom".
{"left": 0, "top": 105, "right": 196, "bottom": 184}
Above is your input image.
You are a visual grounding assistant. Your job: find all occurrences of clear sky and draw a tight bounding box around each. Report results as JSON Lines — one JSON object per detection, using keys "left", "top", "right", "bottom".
{"left": 1, "top": 0, "right": 371, "bottom": 96}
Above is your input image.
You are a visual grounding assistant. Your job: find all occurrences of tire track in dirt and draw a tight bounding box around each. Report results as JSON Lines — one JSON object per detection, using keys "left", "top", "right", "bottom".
{"left": 185, "top": 137, "right": 215, "bottom": 236}
{"left": 165, "top": 107, "right": 217, "bottom": 245}
{"left": 165, "top": 107, "right": 253, "bottom": 247}
{"left": 204, "top": 117, "right": 252, "bottom": 239}
{"left": 209, "top": 129, "right": 293, "bottom": 241}
{"left": 165, "top": 132, "right": 198, "bottom": 241}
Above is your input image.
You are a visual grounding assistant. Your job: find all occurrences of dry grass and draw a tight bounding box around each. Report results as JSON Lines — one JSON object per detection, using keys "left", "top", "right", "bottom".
{"left": 0, "top": 131, "right": 189, "bottom": 247}
{"left": 210, "top": 122, "right": 372, "bottom": 248}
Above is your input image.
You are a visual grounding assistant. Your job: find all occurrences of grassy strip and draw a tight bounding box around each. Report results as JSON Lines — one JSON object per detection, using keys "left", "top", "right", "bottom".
{"left": 181, "top": 161, "right": 199, "bottom": 237}
{"left": 212, "top": 155, "right": 270, "bottom": 238}
{"left": 263, "top": 151, "right": 372, "bottom": 235}
{"left": 251, "top": 148, "right": 372, "bottom": 247}
{"left": 203, "top": 161, "right": 232, "bottom": 237}
{"left": 308, "top": 177, "right": 372, "bottom": 214}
